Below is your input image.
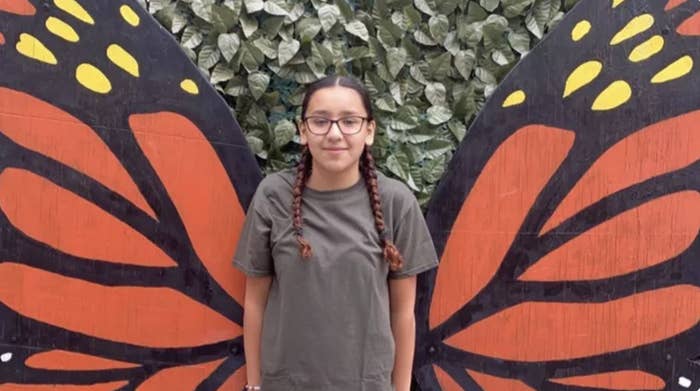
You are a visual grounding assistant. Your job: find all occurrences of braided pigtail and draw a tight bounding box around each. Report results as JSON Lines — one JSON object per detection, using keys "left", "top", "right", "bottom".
{"left": 293, "top": 146, "right": 313, "bottom": 259}
{"left": 360, "top": 147, "right": 404, "bottom": 271}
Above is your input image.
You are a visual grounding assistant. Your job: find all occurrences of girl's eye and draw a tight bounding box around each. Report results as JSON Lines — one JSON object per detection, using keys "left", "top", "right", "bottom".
{"left": 311, "top": 118, "right": 329, "bottom": 126}
{"left": 342, "top": 118, "right": 360, "bottom": 126}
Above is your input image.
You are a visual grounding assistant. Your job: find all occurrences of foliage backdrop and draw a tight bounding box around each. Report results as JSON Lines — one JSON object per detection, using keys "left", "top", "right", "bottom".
{"left": 142, "top": 0, "right": 579, "bottom": 205}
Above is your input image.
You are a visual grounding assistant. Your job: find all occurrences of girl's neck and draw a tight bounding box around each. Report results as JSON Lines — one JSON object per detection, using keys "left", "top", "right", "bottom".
{"left": 306, "top": 164, "right": 361, "bottom": 191}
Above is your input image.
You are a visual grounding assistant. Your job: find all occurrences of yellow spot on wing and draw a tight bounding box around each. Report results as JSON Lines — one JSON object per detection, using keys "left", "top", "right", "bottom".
{"left": 612, "top": 0, "right": 626, "bottom": 7}
{"left": 107, "top": 44, "right": 139, "bottom": 77}
{"left": 564, "top": 61, "right": 602, "bottom": 98}
{"left": 629, "top": 35, "right": 664, "bottom": 62}
{"left": 120, "top": 5, "right": 140, "bottom": 27}
{"left": 572, "top": 20, "right": 591, "bottom": 41}
{"left": 46, "top": 16, "right": 79, "bottom": 42}
{"left": 16, "top": 33, "right": 57, "bottom": 65}
{"left": 76, "top": 63, "right": 111, "bottom": 94}
{"left": 610, "top": 14, "right": 654, "bottom": 45}
{"left": 651, "top": 55, "right": 694, "bottom": 83}
{"left": 502, "top": 90, "right": 525, "bottom": 107}
{"left": 592, "top": 80, "right": 631, "bottom": 111}
{"left": 54, "top": 0, "right": 94, "bottom": 25}
{"left": 180, "top": 79, "right": 199, "bottom": 95}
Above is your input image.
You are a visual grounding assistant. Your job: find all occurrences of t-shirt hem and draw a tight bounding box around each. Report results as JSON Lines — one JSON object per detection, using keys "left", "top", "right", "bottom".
{"left": 388, "top": 259, "right": 438, "bottom": 279}
{"left": 233, "top": 258, "right": 273, "bottom": 277}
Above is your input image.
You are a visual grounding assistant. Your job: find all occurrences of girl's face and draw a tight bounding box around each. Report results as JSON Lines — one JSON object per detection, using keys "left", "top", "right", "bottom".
{"left": 299, "top": 86, "right": 375, "bottom": 177}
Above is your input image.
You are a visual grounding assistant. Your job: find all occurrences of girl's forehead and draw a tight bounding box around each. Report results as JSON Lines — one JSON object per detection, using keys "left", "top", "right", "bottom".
{"left": 306, "top": 86, "right": 366, "bottom": 113}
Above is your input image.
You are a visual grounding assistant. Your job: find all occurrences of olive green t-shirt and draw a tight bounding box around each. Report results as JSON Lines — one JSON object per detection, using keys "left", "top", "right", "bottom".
{"left": 233, "top": 168, "right": 438, "bottom": 391}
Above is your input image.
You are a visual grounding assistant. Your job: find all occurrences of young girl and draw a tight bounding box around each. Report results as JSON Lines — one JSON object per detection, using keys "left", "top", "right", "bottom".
{"left": 233, "top": 75, "right": 438, "bottom": 391}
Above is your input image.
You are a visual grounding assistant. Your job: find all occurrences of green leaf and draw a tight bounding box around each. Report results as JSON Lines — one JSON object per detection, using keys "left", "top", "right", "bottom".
{"left": 287, "top": 2, "right": 305, "bottom": 23}
{"left": 253, "top": 37, "right": 277, "bottom": 59}
{"left": 507, "top": 28, "right": 530, "bottom": 54}
{"left": 181, "top": 25, "right": 203, "bottom": 49}
{"left": 211, "top": 63, "right": 235, "bottom": 83}
{"left": 482, "top": 14, "right": 509, "bottom": 50}
{"left": 526, "top": 0, "right": 551, "bottom": 38}
{"left": 244, "top": 0, "right": 263, "bottom": 13}
{"left": 376, "top": 96, "right": 397, "bottom": 112}
{"left": 413, "top": 0, "right": 436, "bottom": 16}
{"left": 390, "top": 81, "right": 405, "bottom": 105}
{"left": 198, "top": 44, "right": 220, "bottom": 69}
{"left": 413, "top": 29, "right": 437, "bottom": 46}
{"left": 423, "top": 153, "right": 447, "bottom": 183}
{"left": 306, "top": 46, "right": 326, "bottom": 78}
{"left": 475, "top": 66, "right": 497, "bottom": 84}
{"left": 386, "top": 47, "right": 408, "bottom": 78}
{"left": 401, "top": 37, "right": 421, "bottom": 61}
{"left": 211, "top": 4, "right": 237, "bottom": 32}
{"left": 438, "top": 0, "right": 460, "bottom": 14}
{"left": 501, "top": 0, "right": 534, "bottom": 17}
{"left": 248, "top": 71, "right": 270, "bottom": 100}
{"left": 458, "top": 22, "right": 483, "bottom": 47}
{"left": 171, "top": 8, "right": 189, "bottom": 33}
{"left": 454, "top": 49, "right": 475, "bottom": 79}
{"left": 377, "top": 23, "right": 397, "bottom": 48}
{"left": 479, "top": 0, "right": 499, "bottom": 12}
{"left": 191, "top": 0, "right": 214, "bottom": 22}
{"left": 218, "top": 33, "right": 240, "bottom": 62}
{"left": 425, "top": 82, "right": 446, "bottom": 106}
{"left": 421, "top": 139, "right": 452, "bottom": 159}
{"left": 447, "top": 119, "right": 467, "bottom": 141}
{"left": 345, "top": 46, "right": 370, "bottom": 61}
{"left": 491, "top": 49, "right": 510, "bottom": 65}
{"left": 344, "top": 20, "right": 369, "bottom": 42}
{"left": 403, "top": 5, "right": 422, "bottom": 28}
{"left": 427, "top": 105, "right": 452, "bottom": 124}
{"left": 278, "top": 38, "right": 300, "bottom": 66}
{"left": 238, "top": 41, "right": 265, "bottom": 72}
{"left": 335, "top": 0, "right": 355, "bottom": 21}
{"left": 443, "top": 31, "right": 459, "bottom": 55}
{"left": 318, "top": 4, "right": 340, "bottom": 32}
{"left": 372, "top": 0, "right": 390, "bottom": 20}
{"left": 245, "top": 135, "right": 265, "bottom": 155}
{"left": 225, "top": 76, "right": 247, "bottom": 96}
{"left": 263, "top": 0, "right": 288, "bottom": 16}
{"left": 386, "top": 153, "right": 411, "bottom": 184}
{"left": 465, "top": 2, "right": 487, "bottom": 23}
{"left": 297, "top": 17, "right": 322, "bottom": 43}
{"left": 240, "top": 12, "right": 259, "bottom": 37}
{"left": 390, "top": 105, "right": 419, "bottom": 130}
{"left": 428, "top": 52, "right": 452, "bottom": 80}
{"left": 409, "top": 63, "right": 429, "bottom": 84}
{"left": 261, "top": 16, "right": 285, "bottom": 36}
{"left": 428, "top": 15, "right": 449, "bottom": 43}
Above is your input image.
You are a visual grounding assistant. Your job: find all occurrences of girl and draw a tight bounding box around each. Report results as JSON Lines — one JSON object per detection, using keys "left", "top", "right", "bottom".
{"left": 233, "top": 75, "right": 438, "bottom": 391}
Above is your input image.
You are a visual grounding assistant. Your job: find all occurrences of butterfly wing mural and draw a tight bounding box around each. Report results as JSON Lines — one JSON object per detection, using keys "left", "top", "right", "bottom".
{"left": 415, "top": 0, "right": 700, "bottom": 390}
{"left": 0, "top": 0, "right": 261, "bottom": 388}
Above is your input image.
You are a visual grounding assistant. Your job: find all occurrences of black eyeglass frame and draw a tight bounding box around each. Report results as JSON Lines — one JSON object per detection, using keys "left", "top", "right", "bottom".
{"left": 301, "top": 116, "right": 370, "bottom": 135}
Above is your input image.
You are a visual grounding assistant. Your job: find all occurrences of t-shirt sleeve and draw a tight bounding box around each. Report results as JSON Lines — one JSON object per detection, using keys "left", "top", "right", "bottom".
{"left": 389, "top": 195, "right": 439, "bottom": 279}
{"left": 232, "top": 187, "right": 274, "bottom": 277}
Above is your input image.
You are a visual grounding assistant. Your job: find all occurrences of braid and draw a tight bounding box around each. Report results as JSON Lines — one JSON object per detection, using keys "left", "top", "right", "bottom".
{"left": 293, "top": 146, "right": 312, "bottom": 259}
{"left": 360, "top": 148, "right": 404, "bottom": 271}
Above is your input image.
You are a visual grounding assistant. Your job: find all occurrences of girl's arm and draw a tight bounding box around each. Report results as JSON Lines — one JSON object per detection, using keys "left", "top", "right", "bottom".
{"left": 243, "top": 275, "right": 272, "bottom": 387}
{"left": 389, "top": 276, "right": 418, "bottom": 391}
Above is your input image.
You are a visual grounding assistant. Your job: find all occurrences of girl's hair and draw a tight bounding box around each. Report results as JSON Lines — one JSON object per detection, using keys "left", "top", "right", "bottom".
{"left": 293, "top": 75, "right": 404, "bottom": 271}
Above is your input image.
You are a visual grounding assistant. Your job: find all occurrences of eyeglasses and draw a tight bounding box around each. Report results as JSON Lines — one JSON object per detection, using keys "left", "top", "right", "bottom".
{"left": 302, "top": 116, "right": 368, "bottom": 135}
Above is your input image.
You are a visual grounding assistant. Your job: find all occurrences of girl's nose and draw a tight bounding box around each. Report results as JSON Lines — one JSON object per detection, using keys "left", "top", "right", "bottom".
{"left": 326, "top": 122, "right": 343, "bottom": 139}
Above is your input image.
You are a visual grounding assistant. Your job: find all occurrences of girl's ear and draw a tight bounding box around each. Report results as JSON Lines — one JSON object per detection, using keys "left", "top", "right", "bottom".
{"left": 298, "top": 119, "right": 308, "bottom": 145}
{"left": 365, "top": 119, "right": 376, "bottom": 146}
